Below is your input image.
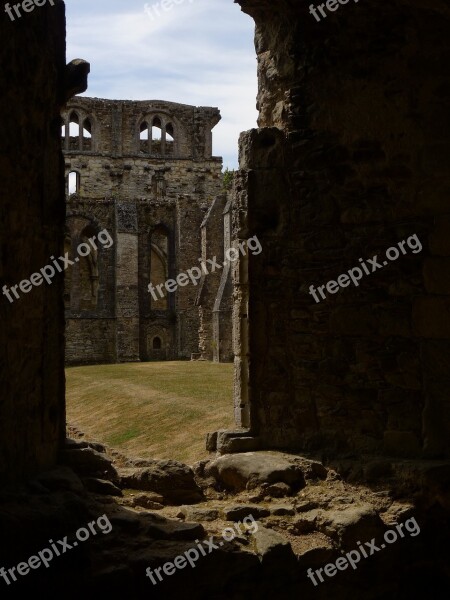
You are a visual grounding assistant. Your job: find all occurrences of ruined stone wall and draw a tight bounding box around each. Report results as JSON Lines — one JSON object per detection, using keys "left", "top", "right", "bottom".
{"left": 65, "top": 198, "right": 116, "bottom": 363}
{"left": 0, "top": 1, "right": 67, "bottom": 484}
{"left": 62, "top": 97, "right": 224, "bottom": 364}
{"left": 232, "top": 0, "right": 450, "bottom": 458}
{"left": 65, "top": 319, "right": 116, "bottom": 363}
{"left": 175, "top": 196, "right": 207, "bottom": 358}
{"left": 197, "top": 195, "right": 233, "bottom": 361}
{"left": 212, "top": 198, "right": 234, "bottom": 362}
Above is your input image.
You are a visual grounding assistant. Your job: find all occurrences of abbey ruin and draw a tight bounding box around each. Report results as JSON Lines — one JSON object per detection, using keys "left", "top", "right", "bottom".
{"left": 62, "top": 97, "right": 233, "bottom": 364}
{"left": 1, "top": 0, "right": 450, "bottom": 597}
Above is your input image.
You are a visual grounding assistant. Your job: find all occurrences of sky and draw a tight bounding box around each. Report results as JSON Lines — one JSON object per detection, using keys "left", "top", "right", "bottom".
{"left": 64, "top": 0, "right": 258, "bottom": 169}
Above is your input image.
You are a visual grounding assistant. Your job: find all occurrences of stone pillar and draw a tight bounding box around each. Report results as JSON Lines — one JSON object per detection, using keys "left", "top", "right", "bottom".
{"left": 0, "top": 1, "right": 67, "bottom": 484}
{"left": 196, "top": 195, "right": 230, "bottom": 361}
{"left": 175, "top": 196, "right": 205, "bottom": 358}
{"left": 212, "top": 198, "right": 233, "bottom": 362}
{"left": 115, "top": 202, "right": 140, "bottom": 361}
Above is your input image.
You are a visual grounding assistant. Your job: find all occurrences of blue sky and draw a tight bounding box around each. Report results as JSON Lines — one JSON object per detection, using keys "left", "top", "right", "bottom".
{"left": 64, "top": 0, "right": 258, "bottom": 169}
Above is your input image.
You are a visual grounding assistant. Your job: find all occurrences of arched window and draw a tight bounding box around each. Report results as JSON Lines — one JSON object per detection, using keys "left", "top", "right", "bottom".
{"left": 78, "top": 226, "right": 99, "bottom": 311}
{"left": 68, "top": 171, "right": 80, "bottom": 195}
{"left": 152, "top": 116, "right": 162, "bottom": 138}
{"left": 140, "top": 123, "right": 149, "bottom": 140}
{"left": 152, "top": 117, "right": 163, "bottom": 155}
{"left": 140, "top": 121, "right": 150, "bottom": 154}
{"left": 69, "top": 112, "right": 80, "bottom": 150}
{"left": 153, "top": 336, "right": 162, "bottom": 350}
{"left": 137, "top": 115, "right": 178, "bottom": 157}
{"left": 150, "top": 226, "right": 170, "bottom": 310}
{"left": 150, "top": 247, "right": 168, "bottom": 310}
{"left": 65, "top": 111, "right": 94, "bottom": 152}
{"left": 138, "top": 115, "right": 177, "bottom": 157}
{"left": 64, "top": 220, "right": 103, "bottom": 314}
{"left": 82, "top": 118, "right": 92, "bottom": 151}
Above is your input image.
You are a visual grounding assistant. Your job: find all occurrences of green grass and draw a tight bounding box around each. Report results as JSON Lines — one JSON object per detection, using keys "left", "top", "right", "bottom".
{"left": 66, "top": 361, "right": 234, "bottom": 464}
{"left": 107, "top": 428, "right": 142, "bottom": 446}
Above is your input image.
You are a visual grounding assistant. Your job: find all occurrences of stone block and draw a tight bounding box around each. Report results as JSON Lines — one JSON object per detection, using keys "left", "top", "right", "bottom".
{"left": 223, "top": 505, "right": 270, "bottom": 521}
{"left": 216, "top": 431, "right": 261, "bottom": 454}
{"left": 252, "top": 526, "right": 295, "bottom": 564}
{"left": 206, "top": 431, "right": 218, "bottom": 452}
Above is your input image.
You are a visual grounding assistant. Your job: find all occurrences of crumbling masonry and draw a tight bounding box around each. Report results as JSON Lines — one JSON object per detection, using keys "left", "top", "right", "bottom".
{"left": 62, "top": 97, "right": 233, "bottom": 364}
{"left": 1, "top": 0, "right": 450, "bottom": 597}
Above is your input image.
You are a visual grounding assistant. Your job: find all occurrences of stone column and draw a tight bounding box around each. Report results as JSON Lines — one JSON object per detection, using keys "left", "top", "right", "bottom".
{"left": 115, "top": 202, "right": 140, "bottom": 362}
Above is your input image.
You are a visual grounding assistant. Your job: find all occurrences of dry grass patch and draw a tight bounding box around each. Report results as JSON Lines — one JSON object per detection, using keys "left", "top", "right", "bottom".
{"left": 66, "top": 361, "right": 234, "bottom": 465}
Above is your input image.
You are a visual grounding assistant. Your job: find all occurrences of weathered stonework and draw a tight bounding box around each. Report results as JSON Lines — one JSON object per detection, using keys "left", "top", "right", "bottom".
{"left": 2, "top": 0, "right": 450, "bottom": 595}
{"left": 0, "top": 0, "right": 68, "bottom": 484}
{"left": 196, "top": 194, "right": 234, "bottom": 362}
{"left": 225, "top": 0, "right": 450, "bottom": 459}
{"left": 62, "top": 97, "right": 232, "bottom": 363}
{"left": 2, "top": 0, "right": 450, "bottom": 480}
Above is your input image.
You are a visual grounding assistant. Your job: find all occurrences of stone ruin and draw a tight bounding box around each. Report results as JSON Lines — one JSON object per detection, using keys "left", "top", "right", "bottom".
{"left": 62, "top": 96, "right": 233, "bottom": 364}
{"left": 1, "top": 0, "right": 450, "bottom": 597}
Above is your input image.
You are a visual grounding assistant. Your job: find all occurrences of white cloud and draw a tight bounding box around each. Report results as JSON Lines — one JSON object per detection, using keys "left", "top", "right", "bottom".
{"left": 65, "top": 0, "right": 258, "bottom": 168}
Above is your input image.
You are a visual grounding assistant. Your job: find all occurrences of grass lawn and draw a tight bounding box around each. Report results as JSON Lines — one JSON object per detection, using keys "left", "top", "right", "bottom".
{"left": 66, "top": 361, "right": 234, "bottom": 465}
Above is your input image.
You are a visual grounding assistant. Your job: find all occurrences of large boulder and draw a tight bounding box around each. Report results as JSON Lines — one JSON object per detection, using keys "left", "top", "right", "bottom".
{"left": 204, "top": 452, "right": 308, "bottom": 492}
{"left": 119, "top": 460, "right": 203, "bottom": 505}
